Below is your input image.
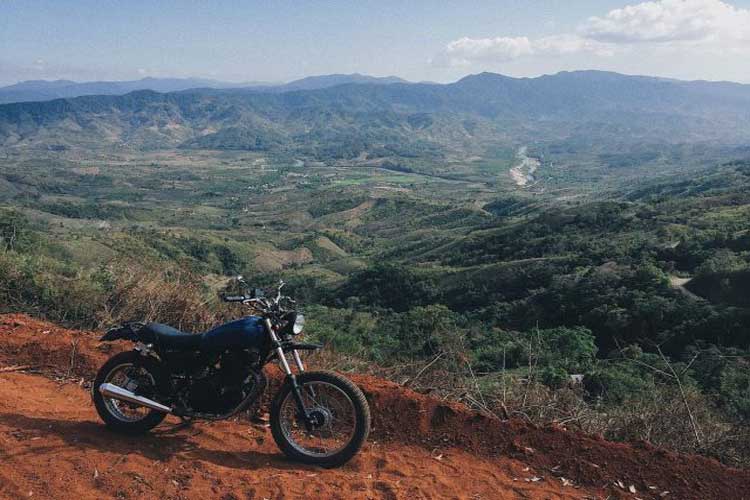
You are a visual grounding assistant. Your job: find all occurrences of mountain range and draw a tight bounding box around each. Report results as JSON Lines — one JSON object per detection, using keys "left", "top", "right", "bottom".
{"left": 1, "top": 70, "right": 749, "bottom": 157}
{"left": 0, "top": 74, "right": 410, "bottom": 104}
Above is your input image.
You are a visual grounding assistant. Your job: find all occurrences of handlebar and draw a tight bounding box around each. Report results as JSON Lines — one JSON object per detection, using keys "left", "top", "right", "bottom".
{"left": 223, "top": 278, "right": 293, "bottom": 314}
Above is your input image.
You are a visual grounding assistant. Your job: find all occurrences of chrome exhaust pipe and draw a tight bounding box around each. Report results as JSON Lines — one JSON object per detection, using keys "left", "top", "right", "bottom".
{"left": 99, "top": 383, "right": 172, "bottom": 413}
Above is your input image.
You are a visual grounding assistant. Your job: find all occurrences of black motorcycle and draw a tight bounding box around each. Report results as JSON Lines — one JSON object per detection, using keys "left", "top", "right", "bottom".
{"left": 92, "top": 277, "right": 370, "bottom": 467}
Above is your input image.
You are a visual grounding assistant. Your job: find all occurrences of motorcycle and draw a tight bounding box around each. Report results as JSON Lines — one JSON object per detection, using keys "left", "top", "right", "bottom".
{"left": 92, "top": 277, "right": 370, "bottom": 467}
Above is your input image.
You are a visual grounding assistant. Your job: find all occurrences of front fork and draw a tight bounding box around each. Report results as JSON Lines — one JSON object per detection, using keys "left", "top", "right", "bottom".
{"left": 265, "top": 319, "right": 314, "bottom": 429}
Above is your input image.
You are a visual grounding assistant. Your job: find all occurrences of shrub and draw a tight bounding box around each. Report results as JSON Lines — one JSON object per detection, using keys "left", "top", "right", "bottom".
{"left": 0, "top": 250, "right": 106, "bottom": 324}
{"left": 97, "top": 261, "right": 233, "bottom": 331}
{"left": 473, "top": 326, "right": 597, "bottom": 378}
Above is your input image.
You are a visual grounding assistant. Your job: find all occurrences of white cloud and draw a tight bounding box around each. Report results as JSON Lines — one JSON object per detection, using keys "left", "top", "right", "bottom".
{"left": 534, "top": 35, "right": 616, "bottom": 57}
{"left": 437, "top": 0, "right": 750, "bottom": 67}
{"left": 581, "top": 0, "right": 750, "bottom": 43}
{"left": 437, "top": 35, "right": 614, "bottom": 66}
{"left": 439, "top": 36, "right": 533, "bottom": 66}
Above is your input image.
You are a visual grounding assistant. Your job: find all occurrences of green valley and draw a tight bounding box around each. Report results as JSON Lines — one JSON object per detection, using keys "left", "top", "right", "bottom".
{"left": 1, "top": 71, "right": 750, "bottom": 466}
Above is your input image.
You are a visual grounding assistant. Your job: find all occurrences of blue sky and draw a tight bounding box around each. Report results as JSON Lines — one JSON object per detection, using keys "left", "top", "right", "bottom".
{"left": 2, "top": 0, "right": 750, "bottom": 85}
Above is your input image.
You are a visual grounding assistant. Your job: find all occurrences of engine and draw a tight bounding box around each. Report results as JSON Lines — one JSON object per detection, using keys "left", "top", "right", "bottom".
{"left": 177, "top": 349, "right": 262, "bottom": 414}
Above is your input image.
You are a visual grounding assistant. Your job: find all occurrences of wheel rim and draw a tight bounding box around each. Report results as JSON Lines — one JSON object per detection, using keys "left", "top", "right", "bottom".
{"left": 278, "top": 381, "right": 357, "bottom": 458}
{"left": 102, "top": 363, "right": 156, "bottom": 423}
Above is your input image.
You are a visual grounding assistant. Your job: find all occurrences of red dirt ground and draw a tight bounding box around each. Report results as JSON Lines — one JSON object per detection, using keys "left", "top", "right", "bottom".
{"left": 0, "top": 313, "right": 748, "bottom": 499}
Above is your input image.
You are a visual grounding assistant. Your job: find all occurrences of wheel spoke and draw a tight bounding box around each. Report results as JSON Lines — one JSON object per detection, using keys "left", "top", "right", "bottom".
{"left": 278, "top": 381, "right": 356, "bottom": 458}
{"left": 102, "top": 363, "right": 156, "bottom": 423}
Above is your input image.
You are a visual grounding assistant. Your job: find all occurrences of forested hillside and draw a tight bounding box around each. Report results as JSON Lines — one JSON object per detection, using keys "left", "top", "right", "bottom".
{"left": 1, "top": 72, "right": 750, "bottom": 466}
{"left": 2, "top": 71, "right": 750, "bottom": 157}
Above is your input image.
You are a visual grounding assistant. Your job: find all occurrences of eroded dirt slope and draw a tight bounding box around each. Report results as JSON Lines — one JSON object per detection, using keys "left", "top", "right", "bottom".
{"left": 0, "top": 371, "right": 596, "bottom": 500}
{"left": 0, "top": 313, "right": 748, "bottom": 499}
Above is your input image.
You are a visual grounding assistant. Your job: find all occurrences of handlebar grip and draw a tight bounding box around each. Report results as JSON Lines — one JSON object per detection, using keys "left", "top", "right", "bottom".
{"left": 223, "top": 295, "right": 246, "bottom": 302}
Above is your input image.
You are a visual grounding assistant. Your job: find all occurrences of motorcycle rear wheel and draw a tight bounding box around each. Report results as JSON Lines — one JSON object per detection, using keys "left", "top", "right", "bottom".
{"left": 92, "top": 351, "right": 167, "bottom": 434}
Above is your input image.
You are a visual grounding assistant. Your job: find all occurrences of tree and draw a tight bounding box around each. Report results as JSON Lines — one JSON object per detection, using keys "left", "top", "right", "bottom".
{"left": 0, "top": 209, "right": 29, "bottom": 251}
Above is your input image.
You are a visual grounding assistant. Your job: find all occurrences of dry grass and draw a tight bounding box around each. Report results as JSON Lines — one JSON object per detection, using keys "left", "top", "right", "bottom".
{"left": 5, "top": 255, "right": 748, "bottom": 467}
{"left": 308, "top": 346, "right": 750, "bottom": 468}
{"left": 96, "top": 261, "right": 234, "bottom": 332}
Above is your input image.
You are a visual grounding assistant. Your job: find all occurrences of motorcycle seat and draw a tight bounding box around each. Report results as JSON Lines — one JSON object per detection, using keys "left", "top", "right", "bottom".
{"left": 141, "top": 323, "right": 204, "bottom": 350}
{"left": 139, "top": 317, "right": 265, "bottom": 352}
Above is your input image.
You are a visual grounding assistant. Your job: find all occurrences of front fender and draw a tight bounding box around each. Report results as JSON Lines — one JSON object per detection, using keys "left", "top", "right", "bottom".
{"left": 281, "top": 341, "right": 322, "bottom": 353}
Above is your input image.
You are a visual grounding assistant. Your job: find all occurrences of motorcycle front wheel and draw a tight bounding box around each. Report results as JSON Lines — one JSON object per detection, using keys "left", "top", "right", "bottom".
{"left": 270, "top": 371, "right": 370, "bottom": 467}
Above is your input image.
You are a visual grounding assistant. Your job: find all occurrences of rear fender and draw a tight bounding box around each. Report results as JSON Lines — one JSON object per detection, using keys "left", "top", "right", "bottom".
{"left": 99, "top": 323, "right": 145, "bottom": 342}
{"left": 135, "top": 350, "right": 171, "bottom": 395}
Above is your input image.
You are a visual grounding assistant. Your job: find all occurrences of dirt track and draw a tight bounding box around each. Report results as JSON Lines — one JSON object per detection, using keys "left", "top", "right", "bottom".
{"left": 0, "top": 313, "right": 748, "bottom": 499}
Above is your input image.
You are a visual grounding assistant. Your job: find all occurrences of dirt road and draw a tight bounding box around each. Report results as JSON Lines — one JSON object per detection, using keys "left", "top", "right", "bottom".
{"left": 0, "top": 371, "right": 594, "bottom": 500}
{"left": 0, "top": 313, "right": 748, "bottom": 499}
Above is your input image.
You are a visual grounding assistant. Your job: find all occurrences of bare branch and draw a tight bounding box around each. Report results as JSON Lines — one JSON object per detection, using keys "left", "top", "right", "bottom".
{"left": 403, "top": 352, "right": 444, "bottom": 387}
{"left": 656, "top": 345, "right": 702, "bottom": 446}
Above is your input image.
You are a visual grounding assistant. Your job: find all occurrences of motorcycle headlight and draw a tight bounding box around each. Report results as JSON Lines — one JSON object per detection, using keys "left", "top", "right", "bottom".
{"left": 293, "top": 313, "right": 305, "bottom": 335}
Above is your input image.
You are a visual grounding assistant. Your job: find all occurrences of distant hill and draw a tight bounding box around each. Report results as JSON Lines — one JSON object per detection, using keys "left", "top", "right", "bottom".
{"left": 1, "top": 70, "right": 749, "bottom": 155}
{"left": 0, "top": 74, "right": 412, "bottom": 104}
{"left": 273, "top": 73, "right": 408, "bottom": 92}
{"left": 0, "top": 77, "right": 262, "bottom": 104}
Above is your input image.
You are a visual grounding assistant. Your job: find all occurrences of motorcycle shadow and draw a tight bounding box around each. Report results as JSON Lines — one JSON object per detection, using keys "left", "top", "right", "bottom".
{"left": 0, "top": 412, "right": 309, "bottom": 472}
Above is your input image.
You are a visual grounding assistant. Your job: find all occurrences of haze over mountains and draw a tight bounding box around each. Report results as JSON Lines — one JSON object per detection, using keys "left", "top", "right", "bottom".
{"left": 0, "top": 74, "right": 410, "bottom": 104}
{"left": 1, "top": 70, "right": 750, "bottom": 157}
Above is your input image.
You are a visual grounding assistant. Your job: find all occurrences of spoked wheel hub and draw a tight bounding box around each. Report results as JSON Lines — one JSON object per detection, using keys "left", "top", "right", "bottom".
{"left": 305, "top": 406, "right": 333, "bottom": 428}
{"left": 102, "top": 363, "right": 156, "bottom": 422}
